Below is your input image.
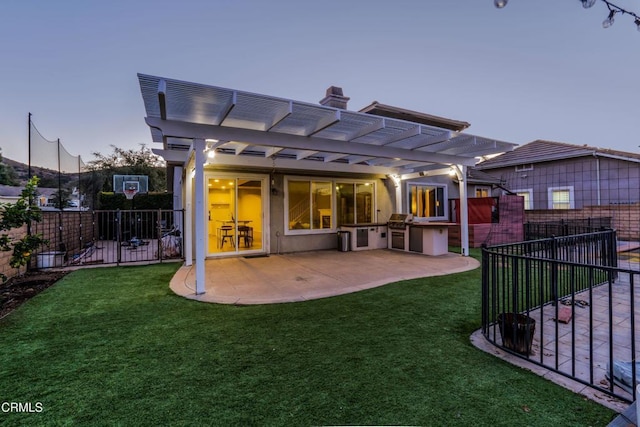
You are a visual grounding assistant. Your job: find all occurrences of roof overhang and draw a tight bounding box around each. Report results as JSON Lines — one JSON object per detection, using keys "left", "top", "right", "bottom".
{"left": 139, "top": 74, "right": 516, "bottom": 176}
{"left": 359, "top": 101, "right": 471, "bottom": 131}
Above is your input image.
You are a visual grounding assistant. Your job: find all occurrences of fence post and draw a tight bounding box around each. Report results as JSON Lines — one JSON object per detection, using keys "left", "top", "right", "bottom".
{"left": 481, "top": 243, "right": 489, "bottom": 335}
{"left": 551, "top": 235, "right": 558, "bottom": 302}
{"left": 116, "top": 209, "right": 121, "bottom": 265}
{"left": 157, "top": 209, "right": 163, "bottom": 262}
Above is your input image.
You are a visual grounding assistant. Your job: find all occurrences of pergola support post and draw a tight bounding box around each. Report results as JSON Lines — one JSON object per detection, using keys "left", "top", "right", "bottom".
{"left": 184, "top": 162, "right": 193, "bottom": 266}
{"left": 193, "top": 138, "right": 206, "bottom": 294}
{"left": 456, "top": 164, "right": 469, "bottom": 256}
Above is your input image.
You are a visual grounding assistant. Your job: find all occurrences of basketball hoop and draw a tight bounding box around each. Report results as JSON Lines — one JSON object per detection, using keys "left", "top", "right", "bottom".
{"left": 124, "top": 188, "right": 138, "bottom": 200}
{"left": 123, "top": 181, "right": 140, "bottom": 200}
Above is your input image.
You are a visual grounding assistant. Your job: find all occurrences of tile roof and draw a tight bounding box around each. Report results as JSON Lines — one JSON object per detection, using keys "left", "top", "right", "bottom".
{"left": 475, "top": 140, "right": 640, "bottom": 170}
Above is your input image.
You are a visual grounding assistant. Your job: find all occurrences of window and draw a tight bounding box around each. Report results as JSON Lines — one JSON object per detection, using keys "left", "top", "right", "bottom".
{"left": 337, "top": 182, "right": 374, "bottom": 226}
{"left": 408, "top": 183, "right": 446, "bottom": 219}
{"left": 475, "top": 186, "right": 490, "bottom": 198}
{"left": 548, "top": 186, "right": 574, "bottom": 210}
{"left": 513, "top": 189, "right": 533, "bottom": 210}
{"left": 287, "top": 180, "right": 332, "bottom": 230}
{"left": 515, "top": 164, "right": 533, "bottom": 172}
{"left": 286, "top": 177, "right": 374, "bottom": 233}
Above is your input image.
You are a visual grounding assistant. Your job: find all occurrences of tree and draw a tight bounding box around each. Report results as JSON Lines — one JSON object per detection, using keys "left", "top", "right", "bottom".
{"left": 0, "top": 150, "right": 18, "bottom": 186}
{"left": 86, "top": 144, "right": 166, "bottom": 192}
{"left": 0, "top": 177, "right": 48, "bottom": 281}
{"left": 51, "top": 188, "right": 72, "bottom": 209}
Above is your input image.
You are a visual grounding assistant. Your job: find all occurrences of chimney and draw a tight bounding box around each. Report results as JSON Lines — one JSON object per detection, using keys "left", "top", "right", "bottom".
{"left": 319, "top": 86, "right": 350, "bottom": 109}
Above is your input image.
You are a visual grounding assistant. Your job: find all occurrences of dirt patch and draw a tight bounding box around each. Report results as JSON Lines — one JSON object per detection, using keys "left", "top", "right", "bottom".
{"left": 0, "top": 270, "right": 69, "bottom": 319}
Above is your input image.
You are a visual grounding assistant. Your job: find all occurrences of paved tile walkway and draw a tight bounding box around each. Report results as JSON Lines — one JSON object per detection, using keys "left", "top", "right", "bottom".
{"left": 169, "top": 249, "right": 479, "bottom": 305}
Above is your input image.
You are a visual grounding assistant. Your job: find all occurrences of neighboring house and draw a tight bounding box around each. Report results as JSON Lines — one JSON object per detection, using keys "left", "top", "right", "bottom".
{"left": 137, "top": 74, "right": 516, "bottom": 293}
{"left": 0, "top": 185, "right": 23, "bottom": 204}
{"left": 0, "top": 184, "right": 84, "bottom": 210}
{"left": 475, "top": 140, "right": 640, "bottom": 210}
{"left": 0, "top": 184, "right": 57, "bottom": 207}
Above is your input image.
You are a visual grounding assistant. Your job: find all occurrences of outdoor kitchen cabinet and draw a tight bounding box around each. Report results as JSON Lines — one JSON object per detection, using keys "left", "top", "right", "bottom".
{"left": 339, "top": 223, "right": 388, "bottom": 251}
{"left": 408, "top": 223, "right": 450, "bottom": 256}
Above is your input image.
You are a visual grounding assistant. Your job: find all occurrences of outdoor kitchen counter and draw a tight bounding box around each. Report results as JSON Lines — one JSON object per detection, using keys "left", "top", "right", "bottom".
{"left": 408, "top": 222, "right": 451, "bottom": 256}
{"left": 339, "top": 223, "right": 388, "bottom": 227}
{"left": 339, "top": 223, "right": 388, "bottom": 251}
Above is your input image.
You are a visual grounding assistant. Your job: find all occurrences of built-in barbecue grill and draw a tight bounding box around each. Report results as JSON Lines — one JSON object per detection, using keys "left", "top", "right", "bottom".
{"left": 388, "top": 213, "right": 411, "bottom": 230}
{"left": 388, "top": 213, "right": 412, "bottom": 250}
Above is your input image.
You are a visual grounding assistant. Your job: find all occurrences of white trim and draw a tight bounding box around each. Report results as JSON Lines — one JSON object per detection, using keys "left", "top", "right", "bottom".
{"left": 515, "top": 163, "right": 534, "bottom": 172}
{"left": 513, "top": 188, "right": 533, "bottom": 210}
{"left": 548, "top": 186, "right": 575, "bottom": 210}
{"left": 405, "top": 181, "right": 448, "bottom": 221}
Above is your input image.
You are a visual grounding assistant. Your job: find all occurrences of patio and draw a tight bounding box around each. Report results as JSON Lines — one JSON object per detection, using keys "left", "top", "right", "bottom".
{"left": 170, "top": 249, "right": 479, "bottom": 305}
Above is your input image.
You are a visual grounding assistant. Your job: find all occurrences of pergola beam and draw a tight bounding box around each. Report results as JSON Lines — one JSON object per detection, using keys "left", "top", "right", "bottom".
{"left": 146, "top": 117, "right": 476, "bottom": 166}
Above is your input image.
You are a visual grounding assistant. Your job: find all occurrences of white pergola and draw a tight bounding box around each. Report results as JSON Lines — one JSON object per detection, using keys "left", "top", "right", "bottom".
{"left": 138, "top": 73, "right": 516, "bottom": 294}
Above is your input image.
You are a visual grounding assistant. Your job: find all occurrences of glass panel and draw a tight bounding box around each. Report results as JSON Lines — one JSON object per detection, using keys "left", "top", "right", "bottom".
{"left": 237, "top": 180, "right": 262, "bottom": 251}
{"left": 336, "top": 183, "right": 354, "bottom": 226}
{"left": 356, "top": 183, "right": 373, "bottom": 223}
{"left": 436, "top": 187, "right": 445, "bottom": 217}
{"left": 288, "top": 181, "right": 310, "bottom": 230}
{"left": 476, "top": 187, "right": 489, "bottom": 197}
{"left": 312, "top": 181, "right": 332, "bottom": 229}
{"left": 552, "top": 190, "right": 570, "bottom": 209}
{"left": 517, "top": 192, "right": 531, "bottom": 210}
{"left": 208, "top": 178, "right": 236, "bottom": 253}
{"left": 409, "top": 184, "right": 445, "bottom": 219}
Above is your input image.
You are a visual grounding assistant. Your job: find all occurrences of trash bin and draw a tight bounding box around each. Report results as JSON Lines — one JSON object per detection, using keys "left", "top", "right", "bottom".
{"left": 36, "top": 251, "right": 65, "bottom": 268}
{"left": 337, "top": 230, "right": 350, "bottom": 252}
{"left": 497, "top": 312, "right": 536, "bottom": 355}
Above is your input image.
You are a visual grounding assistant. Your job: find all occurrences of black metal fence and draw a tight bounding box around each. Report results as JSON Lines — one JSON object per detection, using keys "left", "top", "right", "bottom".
{"left": 30, "top": 209, "right": 184, "bottom": 268}
{"left": 482, "top": 229, "right": 639, "bottom": 403}
{"left": 524, "top": 217, "right": 612, "bottom": 240}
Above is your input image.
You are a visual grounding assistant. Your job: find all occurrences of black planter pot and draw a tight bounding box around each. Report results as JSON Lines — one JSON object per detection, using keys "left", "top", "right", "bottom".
{"left": 497, "top": 312, "right": 535, "bottom": 355}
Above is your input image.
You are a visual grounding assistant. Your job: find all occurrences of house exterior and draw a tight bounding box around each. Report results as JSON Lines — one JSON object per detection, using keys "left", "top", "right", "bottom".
{"left": 0, "top": 184, "right": 59, "bottom": 207}
{"left": 137, "top": 74, "right": 516, "bottom": 294}
{"left": 475, "top": 140, "right": 640, "bottom": 210}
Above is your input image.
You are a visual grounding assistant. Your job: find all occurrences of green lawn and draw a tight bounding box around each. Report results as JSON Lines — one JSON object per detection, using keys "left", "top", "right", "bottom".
{"left": 0, "top": 258, "right": 615, "bottom": 426}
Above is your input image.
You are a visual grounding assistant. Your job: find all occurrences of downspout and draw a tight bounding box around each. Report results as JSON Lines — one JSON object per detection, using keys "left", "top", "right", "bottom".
{"left": 193, "top": 138, "right": 206, "bottom": 295}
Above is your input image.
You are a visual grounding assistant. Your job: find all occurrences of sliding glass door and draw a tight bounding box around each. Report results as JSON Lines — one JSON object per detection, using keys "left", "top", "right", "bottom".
{"left": 207, "top": 174, "right": 266, "bottom": 256}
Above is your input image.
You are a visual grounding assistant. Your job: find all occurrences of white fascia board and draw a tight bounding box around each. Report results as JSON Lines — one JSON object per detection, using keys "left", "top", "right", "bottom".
{"left": 146, "top": 118, "right": 476, "bottom": 166}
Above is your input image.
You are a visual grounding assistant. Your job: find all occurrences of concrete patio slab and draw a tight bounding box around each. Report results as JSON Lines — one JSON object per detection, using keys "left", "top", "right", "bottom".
{"left": 170, "top": 249, "right": 479, "bottom": 305}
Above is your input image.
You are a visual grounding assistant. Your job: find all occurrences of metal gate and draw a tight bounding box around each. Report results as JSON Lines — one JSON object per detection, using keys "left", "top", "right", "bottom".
{"left": 31, "top": 209, "right": 184, "bottom": 268}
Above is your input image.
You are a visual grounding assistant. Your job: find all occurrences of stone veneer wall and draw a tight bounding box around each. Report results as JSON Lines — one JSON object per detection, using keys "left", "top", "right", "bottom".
{"left": 525, "top": 205, "right": 640, "bottom": 241}
{"left": 0, "top": 212, "right": 96, "bottom": 281}
{"left": 0, "top": 225, "right": 28, "bottom": 281}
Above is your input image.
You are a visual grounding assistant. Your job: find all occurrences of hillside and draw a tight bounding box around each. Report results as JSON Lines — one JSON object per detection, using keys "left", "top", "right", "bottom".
{"left": 2, "top": 158, "right": 75, "bottom": 187}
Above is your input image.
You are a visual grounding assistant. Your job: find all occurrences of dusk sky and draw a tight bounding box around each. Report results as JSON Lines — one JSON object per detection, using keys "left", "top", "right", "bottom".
{"left": 1, "top": 0, "right": 638, "bottom": 165}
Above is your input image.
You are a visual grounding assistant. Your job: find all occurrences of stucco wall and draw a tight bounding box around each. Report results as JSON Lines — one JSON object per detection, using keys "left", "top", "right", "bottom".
{"left": 269, "top": 173, "right": 395, "bottom": 253}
